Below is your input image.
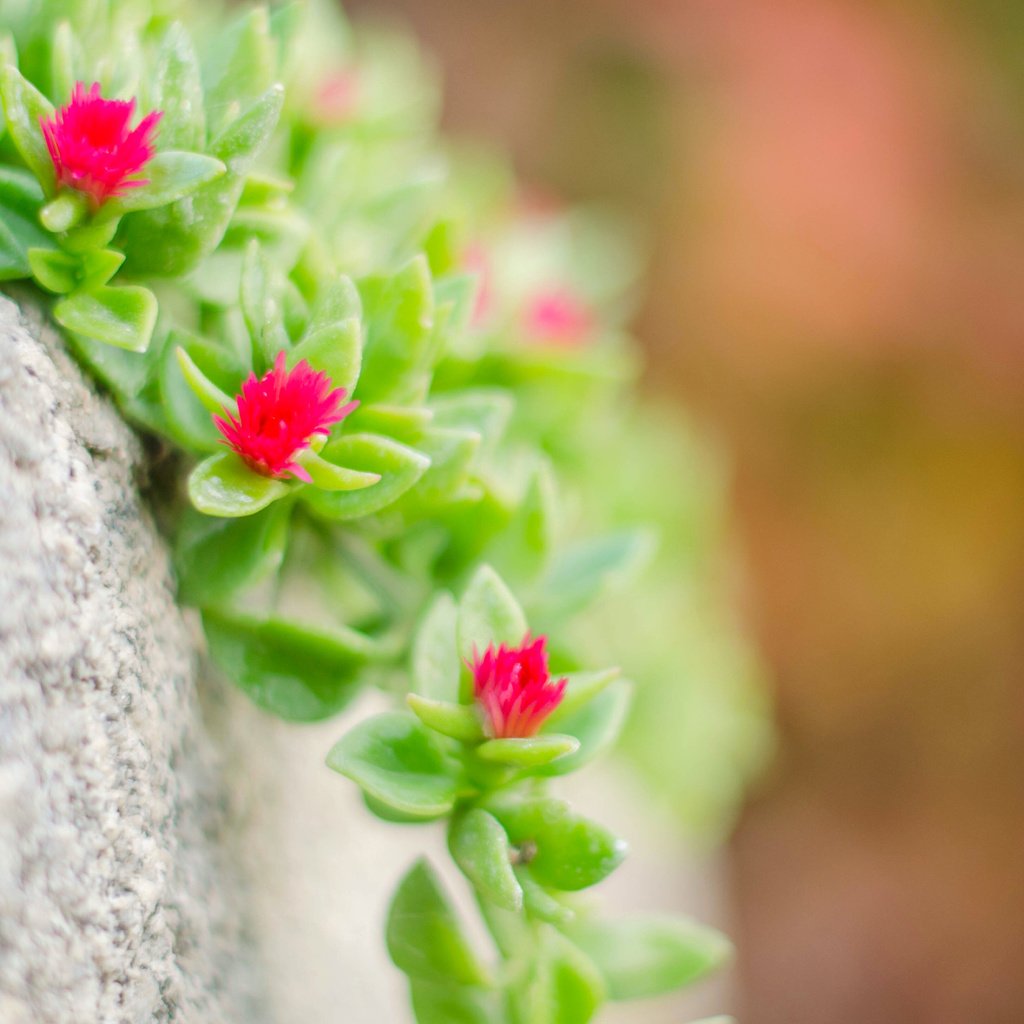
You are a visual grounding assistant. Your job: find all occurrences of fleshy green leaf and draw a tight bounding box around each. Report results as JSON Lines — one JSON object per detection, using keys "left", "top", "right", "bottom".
{"left": 241, "top": 238, "right": 288, "bottom": 371}
{"left": 449, "top": 808, "right": 522, "bottom": 912}
{"left": 203, "top": 5, "right": 276, "bottom": 138}
{"left": 358, "top": 253, "right": 435, "bottom": 403}
{"left": 203, "top": 607, "right": 370, "bottom": 721}
{"left": 547, "top": 668, "right": 621, "bottom": 723}
{"left": 294, "top": 448, "right": 380, "bottom": 491}
{"left": 386, "top": 858, "right": 489, "bottom": 985}
{"left": 106, "top": 151, "right": 226, "bottom": 215}
{"left": 409, "top": 979, "right": 495, "bottom": 1024}
{"left": 354, "top": 403, "right": 433, "bottom": 444}
{"left": 536, "top": 681, "right": 632, "bottom": 778}
{"left": 174, "top": 343, "right": 236, "bottom": 415}
{"left": 40, "top": 192, "right": 87, "bottom": 232}
{"left": 488, "top": 796, "right": 627, "bottom": 892}
{"left": 407, "top": 693, "right": 484, "bottom": 742}
{"left": 301, "top": 432, "right": 430, "bottom": 520}
{"left": 0, "top": 65, "right": 56, "bottom": 193}
{"left": 457, "top": 565, "right": 528, "bottom": 667}
{"left": 175, "top": 503, "right": 289, "bottom": 607}
{"left": 411, "top": 592, "right": 460, "bottom": 702}
{"left": 326, "top": 713, "right": 460, "bottom": 819}
{"left": 567, "top": 915, "right": 733, "bottom": 1000}
{"left": 53, "top": 285, "right": 157, "bottom": 352}
{"left": 514, "top": 926, "right": 605, "bottom": 1024}
{"left": 401, "top": 426, "right": 480, "bottom": 511}
{"left": 534, "top": 530, "right": 654, "bottom": 623}
{"left": 290, "top": 316, "right": 361, "bottom": 396}
{"left": 188, "top": 451, "right": 290, "bottom": 517}
{"left": 149, "top": 22, "right": 206, "bottom": 151}
{"left": 27, "top": 247, "right": 77, "bottom": 293}
{"left": 476, "top": 735, "right": 580, "bottom": 768}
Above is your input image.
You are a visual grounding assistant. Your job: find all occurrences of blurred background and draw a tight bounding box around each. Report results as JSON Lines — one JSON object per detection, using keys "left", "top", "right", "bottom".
{"left": 343, "top": 1, "right": 1024, "bottom": 1021}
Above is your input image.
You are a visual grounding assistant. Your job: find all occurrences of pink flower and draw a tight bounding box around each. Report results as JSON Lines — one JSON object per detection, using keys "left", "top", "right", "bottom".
{"left": 41, "top": 82, "right": 161, "bottom": 208}
{"left": 470, "top": 635, "right": 567, "bottom": 739}
{"left": 523, "top": 286, "right": 593, "bottom": 346}
{"left": 214, "top": 352, "right": 357, "bottom": 482}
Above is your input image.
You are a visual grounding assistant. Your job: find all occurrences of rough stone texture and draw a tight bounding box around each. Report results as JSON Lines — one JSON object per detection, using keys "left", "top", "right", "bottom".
{"left": 0, "top": 295, "right": 263, "bottom": 1024}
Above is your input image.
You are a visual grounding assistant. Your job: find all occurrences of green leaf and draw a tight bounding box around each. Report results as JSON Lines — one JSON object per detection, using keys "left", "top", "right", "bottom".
{"left": 301, "top": 433, "right": 430, "bottom": 521}
{"left": 188, "top": 451, "right": 290, "bottom": 517}
{"left": 409, "top": 979, "right": 495, "bottom": 1024}
{"left": 203, "top": 607, "right": 369, "bottom": 721}
{"left": 308, "top": 272, "right": 362, "bottom": 332}
{"left": 514, "top": 926, "right": 605, "bottom": 1024}
{"left": 430, "top": 389, "right": 514, "bottom": 451}
{"left": 476, "top": 735, "right": 580, "bottom": 768}
{"left": 407, "top": 693, "right": 484, "bottom": 743}
{"left": 290, "top": 316, "right": 361, "bottom": 396}
{"left": 0, "top": 166, "right": 44, "bottom": 217}
{"left": 79, "top": 248, "right": 125, "bottom": 289}
{"left": 106, "top": 151, "right": 226, "bottom": 214}
{"left": 0, "top": 65, "right": 56, "bottom": 193}
{"left": 386, "top": 858, "right": 489, "bottom": 985}
{"left": 449, "top": 808, "right": 522, "bottom": 912}
{"left": 0, "top": 170, "right": 48, "bottom": 280}
{"left": 149, "top": 22, "right": 205, "bottom": 151}
{"left": 175, "top": 503, "right": 289, "bottom": 607}
{"left": 357, "top": 254, "right": 435, "bottom": 403}
{"left": 173, "top": 343, "right": 236, "bottom": 415}
{"left": 547, "top": 668, "right": 621, "bottom": 723}
{"left": 536, "top": 682, "right": 632, "bottom": 778}
{"left": 53, "top": 285, "right": 157, "bottom": 352}
{"left": 294, "top": 448, "right": 380, "bottom": 491}
{"left": 488, "top": 796, "right": 627, "bottom": 892}
{"left": 30, "top": 245, "right": 120, "bottom": 293}
{"left": 203, "top": 6, "right": 276, "bottom": 139}
{"left": 40, "top": 192, "right": 87, "bottom": 232}
{"left": 411, "top": 592, "right": 460, "bottom": 702}
{"left": 354, "top": 403, "right": 433, "bottom": 444}
{"left": 211, "top": 82, "right": 285, "bottom": 174}
{"left": 241, "top": 238, "right": 288, "bottom": 371}
{"left": 457, "top": 565, "right": 528, "bottom": 667}
{"left": 27, "top": 247, "right": 77, "bottom": 292}
{"left": 50, "top": 21, "right": 78, "bottom": 106}
{"left": 327, "top": 713, "right": 460, "bottom": 820}
{"left": 163, "top": 331, "right": 244, "bottom": 452}
{"left": 567, "top": 916, "right": 733, "bottom": 1000}
{"left": 535, "top": 530, "right": 654, "bottom": 623}
{"left": 401, "top": 426, "right": 480, "bottom": 511}
{"left": 488, "top": 460, "right": 557, "bottom": 587}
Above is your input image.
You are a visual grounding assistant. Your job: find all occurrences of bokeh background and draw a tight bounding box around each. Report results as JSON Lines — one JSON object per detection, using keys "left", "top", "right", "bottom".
{"left": 344, "top": 2, "right": 1024, "bottom": 1021}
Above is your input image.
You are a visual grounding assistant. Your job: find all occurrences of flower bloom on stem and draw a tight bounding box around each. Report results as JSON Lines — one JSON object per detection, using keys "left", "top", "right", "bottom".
{"left": 40, "top": 82, "right": 161, "bottom": 208}
{"left": 470, "top": 635, "right": 567, "bottom": 739}
{"left": 214, "top": 352, "right": 357, "bottom": 482}
{"left": 523, "top": 286, "right": 593, "bottom": 346}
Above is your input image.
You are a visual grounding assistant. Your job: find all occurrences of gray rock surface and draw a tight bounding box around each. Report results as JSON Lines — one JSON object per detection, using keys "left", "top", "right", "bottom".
{"left": 0, "top": 295, "right": 263, "bottom": 1024}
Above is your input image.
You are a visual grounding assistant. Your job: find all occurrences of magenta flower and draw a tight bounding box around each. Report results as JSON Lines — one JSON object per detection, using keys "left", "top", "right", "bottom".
{"left": 214, "top": 352, "right": 357, "bottom": 482}
{"left": 40, "top": 82, "right": 161, "bottom": 208}
{"left": 470, "top": 635, "right": 567, "bottom": 739}
{"left": 523, "top": 286, "right": 593, "bottom": 346}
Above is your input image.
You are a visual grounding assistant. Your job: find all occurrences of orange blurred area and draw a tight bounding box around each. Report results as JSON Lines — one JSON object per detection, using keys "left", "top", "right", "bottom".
{"left": 349, "top": 1, "right": 1024, "bottom": 1020}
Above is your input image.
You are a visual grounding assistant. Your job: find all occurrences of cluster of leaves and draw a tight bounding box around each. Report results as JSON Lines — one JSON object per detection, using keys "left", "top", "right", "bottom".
{"left": 0, "top": 0, "right": 765, "bottom": 1020}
